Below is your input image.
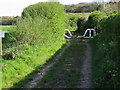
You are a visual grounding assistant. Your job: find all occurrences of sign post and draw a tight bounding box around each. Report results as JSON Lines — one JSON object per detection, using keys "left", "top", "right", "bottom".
{"left": 0, "top": 31, "right": 5, "bottom": 56}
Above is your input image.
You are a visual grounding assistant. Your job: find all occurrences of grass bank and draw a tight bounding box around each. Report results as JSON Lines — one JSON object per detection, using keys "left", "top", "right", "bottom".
{"left": 2, "top": 43, "right": 65, "bottom": 88}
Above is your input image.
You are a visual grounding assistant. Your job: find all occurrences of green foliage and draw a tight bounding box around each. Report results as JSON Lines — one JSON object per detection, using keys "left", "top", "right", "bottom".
{"left": 3, "top": 2, "right": 66, "bottom": 59}
{"left": 65, "top": 3, "right": 101, "bottom": 13}
{"left": 91, "top": 11, "right": 120, "bottom": 88}
{"left": 2, "top": 2, "right": 66, "bottom": 88}
{"left": 66, "top": 13, "right": 86, "bottom": 34}
{"left": 13, "top": 2, "right": 66, "bottom": 45}
{"left": 106, "top": 10, "right": 118, "bottom": 16}
{"left": 66, "top": 13, "right": 81, "bottom": 31}
{"left": 87, "top": 11, "right": 106, "bottom": 28}
{"left": 2, "top": 43, "right": 64, "bottom": 88}
{"left": 22, "top": 2, "right": 65, "bottom": 19}
{"left": 76, "top": 17, "right": 86, "bottom": 34}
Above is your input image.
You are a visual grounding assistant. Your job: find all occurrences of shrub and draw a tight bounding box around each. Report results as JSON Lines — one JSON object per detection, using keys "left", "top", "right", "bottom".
{"left": 106, "top": 10, "right": 118, "bottom": 16}
{"left": 14, "top": 2, "right": 66, "bottom": 45}
{"left": 87, "top": 11, "right": 106, "bottom": 28}
{"left": 91, "top": 11, "right": 120, "bottom": 88}
{"left": 66, "top": 13, "right": 81, "bottom": 31}
{"left": 2, "top": 2, "right": 66, "bottom": 88}
{"left": 76, "top": 17, "right": 86, "bottom": 34}
{"left": 66, "top": 13, "right": 86, "bottom": 35}
{"left": 3, "top": 2, "right": 66, "bottom": 58}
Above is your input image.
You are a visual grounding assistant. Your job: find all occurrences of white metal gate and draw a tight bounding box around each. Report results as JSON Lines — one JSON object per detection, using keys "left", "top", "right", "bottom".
{"left": 83, "top": 29, "right": 96, "bottom": 38}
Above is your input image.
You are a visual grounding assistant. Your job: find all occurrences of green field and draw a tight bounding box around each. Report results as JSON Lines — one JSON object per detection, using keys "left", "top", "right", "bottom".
{"left": 0, "top": 25, "right": 15, "bottom": 32}
{"left": 67, "top": 13, "right": 90, "bottom": 19}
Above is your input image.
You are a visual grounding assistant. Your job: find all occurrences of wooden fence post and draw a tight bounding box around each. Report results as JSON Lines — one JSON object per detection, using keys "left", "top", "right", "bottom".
{"left": 0, "top": 31, "right": 5, "bottom": 56}
{"left": 0, "top": 38, "right": 2, "bottom": 56}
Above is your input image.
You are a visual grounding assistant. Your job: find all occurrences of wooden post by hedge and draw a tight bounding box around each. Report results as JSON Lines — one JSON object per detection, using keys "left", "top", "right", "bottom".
{"left": 0, "top": 38, "right": 2, "bottom": 56}
{"left": 0, "top": 31, "right": 5, "bottom": 56}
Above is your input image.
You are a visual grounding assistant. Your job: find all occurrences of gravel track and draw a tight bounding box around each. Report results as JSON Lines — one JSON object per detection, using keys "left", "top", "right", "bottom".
{"left": 77, "top": 41, "right": 92, "bottom": 88}
{"left": 22, "top": 40, "right": 70, "bottom": 89}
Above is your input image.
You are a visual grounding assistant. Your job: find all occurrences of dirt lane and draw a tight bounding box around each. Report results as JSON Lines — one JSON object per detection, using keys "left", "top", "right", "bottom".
{"left": 36, "top": 39, "right": 86, "bottom": 88}
{"left": 21, "top": 39, "right": 92, "bottom": 89}
{"left": 22, "top": 40, "right": 70, "bottom": 89}
{"left": 77, "top": 41, "right": 92, "bottom": 88}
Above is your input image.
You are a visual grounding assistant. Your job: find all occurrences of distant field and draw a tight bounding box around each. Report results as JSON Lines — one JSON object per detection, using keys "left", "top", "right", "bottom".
{"left": 67, "top": 13, "right": 90, "bottom": 20}
{"left": 0, "top": 25, "right": 16, "bottom": 32}
{"left": 81, "top": 13, "right": 91, "bottom": 20}
{"left": 74, "top": 13, "right": 90, "bottom": 20}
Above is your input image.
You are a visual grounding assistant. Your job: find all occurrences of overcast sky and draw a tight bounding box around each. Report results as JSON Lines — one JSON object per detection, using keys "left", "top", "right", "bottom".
{"left": 0, "top": 0, "right": 110, "bottom": 16}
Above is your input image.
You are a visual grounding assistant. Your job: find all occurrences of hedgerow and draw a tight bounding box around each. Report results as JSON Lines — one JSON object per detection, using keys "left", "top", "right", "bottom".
{"left": 2, "top": 2, "right": 66, "bottom": 88}
{"left": 91, "top": 11, "right": 120, "bottom": 88}
{"left": 14, "top": 2, "right": 66, "bottom": 46}
{"left": 66, "top": 13, "right": 81, "bottom": 31}
{"left": 66, "top": 13, "right": 86, "bottom": 35}
{"left": 87, "top": 11, "right": 106, "bottom": 29}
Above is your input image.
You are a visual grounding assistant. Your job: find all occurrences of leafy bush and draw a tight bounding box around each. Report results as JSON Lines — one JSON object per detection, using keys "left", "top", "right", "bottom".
{"left": 66, "top": 13, "right": 86, "bottom": 34}
{"left": 106, "top": 10, "right": 118, "bottom": 16}
{"left": 76, "top": 17, "right": 86, "bottom": 34}
{"left": 91, "top": 11, "right": 120, "bottom": 88}
{"left": 3, "top": 2, "right": 66, "bottom": 59}
{"left": 2, "top": 2, "right": 66, "bottom": 88}
{"left": 66, "top": 13, "right": 81, "bottom": 31}
{"left": 87, "top": 11, "right": 106, "bottom": 28}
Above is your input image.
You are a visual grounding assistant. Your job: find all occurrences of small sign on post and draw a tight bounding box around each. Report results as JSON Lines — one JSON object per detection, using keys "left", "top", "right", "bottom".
{"left": 0, "top": 31, "right": 5, "bottom": 56}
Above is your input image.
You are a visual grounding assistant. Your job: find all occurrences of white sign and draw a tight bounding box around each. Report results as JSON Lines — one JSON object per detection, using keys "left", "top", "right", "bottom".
{"left": 0, "top": 31, "right": 5, "bottom": 38}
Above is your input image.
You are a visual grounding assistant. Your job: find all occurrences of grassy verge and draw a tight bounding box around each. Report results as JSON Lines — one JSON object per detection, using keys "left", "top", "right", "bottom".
{"left": 2, "top": 42, "right": 65, "bottom": 88}
{"left": 91, "top": 34, "right": 120, "bottom": 88}
{"left": 36, "top": 39, "right": 86, "bottom": 88}
{"left": 89, "top": 12, "right": 120, "bottom": 88}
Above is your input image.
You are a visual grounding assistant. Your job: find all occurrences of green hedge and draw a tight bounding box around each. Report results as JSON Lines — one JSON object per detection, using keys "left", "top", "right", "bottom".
{"left": 91, "top": 11, "right": 120, "bottom": 88}
{"left": 66, "top": 13, "right": 81, "bottom": 31}
{"left": 2, "top": 2, "right": 66, "bottom": 88}
{"left": 87, "top": 11, "right": 106, "bottom": 28}
{"left": 14, "top": 2, "right": 66, "bottom": 46}
{"left": 66, "top": 13, "right": 86, "bottom": 35}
